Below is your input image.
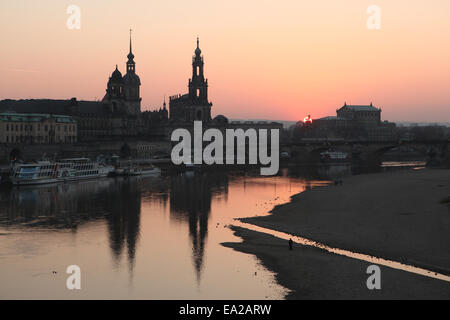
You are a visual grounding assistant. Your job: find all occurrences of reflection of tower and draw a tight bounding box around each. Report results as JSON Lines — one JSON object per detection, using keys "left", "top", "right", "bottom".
{"left": 169, "top": 172, "right": 228, "bottom": 284}
{"left": 105, "top": 179, "right": 141, "bottom": 275}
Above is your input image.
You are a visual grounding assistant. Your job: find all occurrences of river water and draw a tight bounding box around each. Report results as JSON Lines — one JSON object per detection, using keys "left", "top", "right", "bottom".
{"left": 0, "top": 162, "right": 425, "bottom": 299}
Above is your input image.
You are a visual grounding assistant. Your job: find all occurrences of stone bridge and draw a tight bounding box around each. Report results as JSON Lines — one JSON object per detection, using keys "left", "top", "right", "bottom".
{"left": 284, "top": 139, "right": 450, "bottom": 165}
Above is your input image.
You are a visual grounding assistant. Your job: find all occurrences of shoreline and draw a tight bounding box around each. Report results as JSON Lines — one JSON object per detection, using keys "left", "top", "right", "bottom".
{"left": 223, "top": 168, "right": 450, "bottom": 299}
{"left": 222, "top": 226, "right": 450, "bottom": 299}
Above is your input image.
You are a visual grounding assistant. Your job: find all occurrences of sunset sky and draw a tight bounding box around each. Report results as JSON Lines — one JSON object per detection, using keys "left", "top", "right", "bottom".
{"left": 0, "top": 0, "right": 449, "bottom": 122}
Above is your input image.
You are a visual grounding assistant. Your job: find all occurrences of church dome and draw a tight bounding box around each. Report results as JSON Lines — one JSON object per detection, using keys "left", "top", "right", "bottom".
{"left": 213, "top": 115, "right": 228, "bottom": 124}
{"left": 110, "top": 66, "right": 123, "bottom": 82}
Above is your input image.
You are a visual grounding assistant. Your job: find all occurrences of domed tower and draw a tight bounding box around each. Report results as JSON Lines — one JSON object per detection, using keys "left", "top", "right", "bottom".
{"left": 123, "top": 29, "right": 141, "bottom": 115}
{"left": 102, "top": 65, "right": 125, "bottom": 113}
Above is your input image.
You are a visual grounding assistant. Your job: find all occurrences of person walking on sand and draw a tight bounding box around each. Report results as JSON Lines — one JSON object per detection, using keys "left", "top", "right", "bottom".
{"left": 289, "top": 238, "right": 293, "bottom": 251}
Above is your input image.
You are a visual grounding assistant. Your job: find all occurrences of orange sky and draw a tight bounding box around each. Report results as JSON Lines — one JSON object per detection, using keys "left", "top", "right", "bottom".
{"left": 0, "top": 0, "right": 449, "bottom": 122}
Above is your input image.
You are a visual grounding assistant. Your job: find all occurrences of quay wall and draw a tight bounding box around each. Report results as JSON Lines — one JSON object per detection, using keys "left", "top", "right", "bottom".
{"left": 0, "top": 140, "right": 171, "bottom": 164}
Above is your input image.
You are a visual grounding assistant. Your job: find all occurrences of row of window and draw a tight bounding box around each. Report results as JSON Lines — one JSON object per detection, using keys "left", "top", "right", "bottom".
{"left": 5, "top": 136, "right": 76, "bottom": 143}
{"left": 79, "top": 120, "right": 112, "bottom": 128}
{"left": 74, "top": 165, "right": 95, "bottom": 170}
{"left": 39, "top": 171, "right": 55, "bottom": 177}
{"left": 75, "top": 170, "right": 99, "bottom": 176}
{"left": 5, "top": 123, "right": 76, "bottom": 132}
{"left": 39, "top": 165, "right": 56, "bottom": 170}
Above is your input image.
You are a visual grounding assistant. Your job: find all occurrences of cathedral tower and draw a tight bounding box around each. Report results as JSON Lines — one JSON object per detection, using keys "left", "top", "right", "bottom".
{"left": 189, "top": 37, "right": 209, "bottom": 105}
{"left": 123, "top": 29, "right": 141, "bottom": 115}
{"left": 169, "top": 38, "right": 212, "bottom": 122}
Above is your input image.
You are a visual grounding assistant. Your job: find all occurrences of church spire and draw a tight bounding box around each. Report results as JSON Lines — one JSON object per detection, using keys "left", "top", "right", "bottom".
{"left": 195, "top": 37, "right": 201, "bottom": 56}
{"left": 189, "top": 37, "right": 208, "bottom": 104}
{"left": 126, "top": 29, "right": 135, "bottom": 73}
{"left": 127, "top": 29, "right": 134, "bottom": 60}
{"left": 129, "top": 29, "right": 133, "bottom": 55}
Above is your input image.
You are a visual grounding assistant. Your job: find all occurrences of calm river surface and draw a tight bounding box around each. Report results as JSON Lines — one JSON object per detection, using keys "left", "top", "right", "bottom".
{"left": 0, "top": 163, "right": 424, "bottom": 299}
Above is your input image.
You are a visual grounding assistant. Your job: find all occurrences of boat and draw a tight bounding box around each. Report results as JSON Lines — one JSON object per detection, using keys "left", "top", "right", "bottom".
{"left": 56, "top": 158, "right": 115, "bottom": 182}
{"left": 280, "top": 151, "right": 290, "bottom": 159}
{"left": 113, "top": 163, "right": 161, "bottom": 177}
{"left": 320, "top": 150, "right": 350, "bottom": 164}
{"left": 10, "top": 161, "right": 59, "bottom": 186}
{"left": 140, "top": 166, "right": 161, "bottom": 176}
{"left": 10, "top": 158, "right": 114, "bottom": 186}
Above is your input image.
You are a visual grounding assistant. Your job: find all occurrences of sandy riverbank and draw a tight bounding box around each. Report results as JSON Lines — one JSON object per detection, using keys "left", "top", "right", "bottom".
{"left": 223, "top": 168, "right": 450, "bottom": 299}
{"left": 223, "top": 227, "right": 450, "bottom": 299}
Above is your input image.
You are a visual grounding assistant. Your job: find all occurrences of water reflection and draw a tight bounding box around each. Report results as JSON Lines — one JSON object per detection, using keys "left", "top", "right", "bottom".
{"left": 169, "top": 172, "right": 228, "bottom": 283}
{"left": 0, "top": 173, "right": 230, "bottom": 284}
{"left": 0, "top": 163, "right": 423, "bottom": 299}
{"left": 316, "top": 164, "right": 352, "bottom": 180}
{"left": 104, "top": 180, "right": 141, "bottom": 273}
{"left": 0, "top": 180, "right": 114, "bottom": 228}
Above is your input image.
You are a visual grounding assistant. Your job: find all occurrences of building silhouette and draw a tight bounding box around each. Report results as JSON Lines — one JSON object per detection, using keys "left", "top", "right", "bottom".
{"left": 0, "top": 34, "right": 281, "bottom": 155}
{"left": 0, "top": 113, "right": 77, "bottom": 144}
{"left": 310, "top": 102, "right": 397, "bottom": 141}
{"left": 102, "top": 31, "right": 142, "bottom": 116}
{"left": 0, "top": 32, "right": 148, "bottom": 141}
{"left": 169, "top": 38, "right": 213, "bottom": 123}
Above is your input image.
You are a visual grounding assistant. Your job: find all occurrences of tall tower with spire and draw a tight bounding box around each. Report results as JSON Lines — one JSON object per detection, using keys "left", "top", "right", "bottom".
{"left": 169, "top": 38, "right": 212, "bottom": 122}
{"left": 123, "top": 29, "right": 141, "bottom": 115}
{"left": 188, "top": 37, "right": 208, "bottom": 104}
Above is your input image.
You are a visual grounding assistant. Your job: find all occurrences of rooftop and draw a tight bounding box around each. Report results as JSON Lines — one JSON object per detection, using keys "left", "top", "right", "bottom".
{"left": 0, "top": 99, "right": 108, "bottom": 116}
{"left": 339, "top": 104, "right": 380, "bottom": 112}
{"left": 0, "top": 112, "right": 76, "bottom": 123}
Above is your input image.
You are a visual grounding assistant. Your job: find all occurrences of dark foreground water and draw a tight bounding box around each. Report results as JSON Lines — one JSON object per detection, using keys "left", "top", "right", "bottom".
{"left": 0, "top": 162, "right": 425, "bottom": 299}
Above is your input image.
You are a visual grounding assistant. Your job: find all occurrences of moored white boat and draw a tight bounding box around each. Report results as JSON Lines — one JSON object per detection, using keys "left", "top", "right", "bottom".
{"left": 320, "top": 150, "right": 350, "bottom": 164}
{"left": 57, "top": 158, "right": 114, "bottom": 182}
{"left": 140, "top": 167, "right": 161, "bottom": 176}
{"left": 10, "top": 158, "right": 114, "bottom": 186}
{"left": 114, "top": 165, "right": 161, "bottom": 177}
{"left": 10, "top": 161, "right": 59, "bottom": 186}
